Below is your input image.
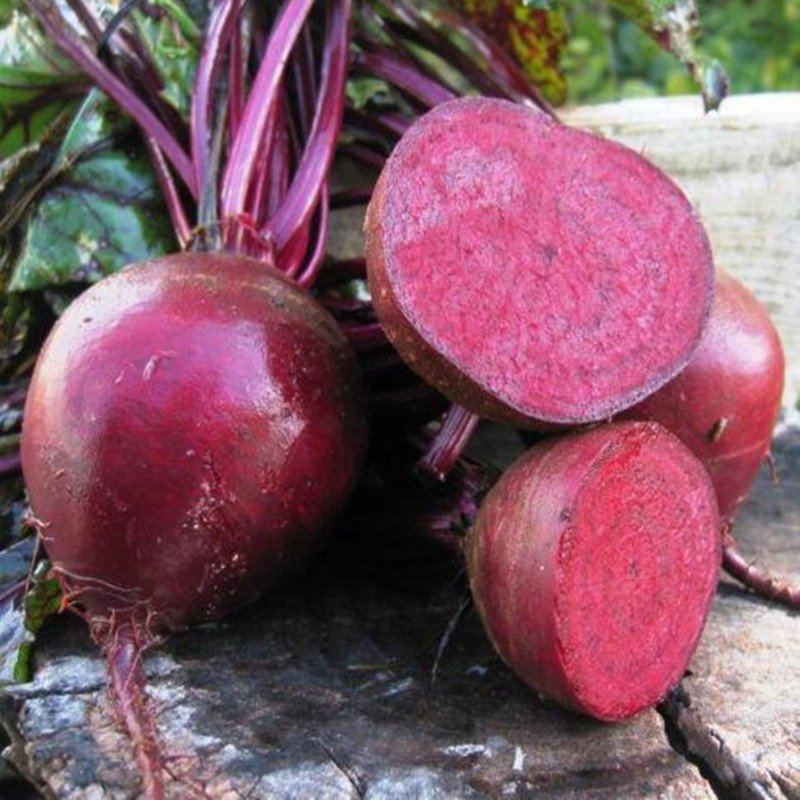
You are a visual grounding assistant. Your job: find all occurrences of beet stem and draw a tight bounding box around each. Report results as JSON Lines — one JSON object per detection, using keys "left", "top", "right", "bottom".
{"left": 342, "top": 321, "right": 388, "bottom": 348}
{"left": 423, "top": 4, "right": 554, "bottom": 116}
{"left": 296, "top": 183, "right": 331, "bottom": 288}
{"left": 221, "top": 0, "right": 317, "bottom": 217}
{"left": 0, "top": 578, "right": 26, "bottom": 607}
{"left": 291, "top": 24, "right": 318, "bottom": 141}
{"left": 430, "top": 595, "right": 471, "bottom": 684}
{"left": 191, "top": 0, "right": 247, "bottom": 200}
{"left": 346, "top": 105, "right": 408, "bottom": 139}
{"left": 105, "top": 621, "right": 167, "bottom": 800}
{"left": 358, "top": 0, "right": 450, "bottom": 93}
{"left": 97, "top": 0, "right": 146, "bottom": 60}
{"left": 723, "top": 529, "right": 799, "bottom": 609}
{"left": 765, "top": 450, "right": 781, "bottom": 486}
{"left": 143, "top": 137, "right": 191, "bottom": 249}
{"left": 352, "top": 48, "right": 456, "bottom": 108}
{"left": 227, "top": 16, "right": 245, "bottom": 140}
{"left": 418, "top": 405, "right": 480, "bottom": 482}
{"left": 269, "top": 0, "right": 352, "bottom": 253}
{"left": 248, "top": 97, "right": 285, "bottom": 226}
{"left": 370, "top": 0, "right": 512, "bottom": 103}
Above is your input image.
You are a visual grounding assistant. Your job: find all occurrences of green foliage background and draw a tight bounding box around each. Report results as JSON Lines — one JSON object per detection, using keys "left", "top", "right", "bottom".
{"left": 565, "top": 0, "right": 800, "bottom": 102}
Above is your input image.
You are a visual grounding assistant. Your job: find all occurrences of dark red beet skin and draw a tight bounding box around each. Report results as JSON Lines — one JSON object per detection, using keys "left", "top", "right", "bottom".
{"left": 466, "top": 422, "right": 721, "bottom": 721}
{"left": 365, "top": 97, "right": 715, "bottom": 427}
{"left": 22, "top": 252, "right": 367, "bottom": 629}
{"left": 621, "top": 272, "right": 784, "bottom": 521}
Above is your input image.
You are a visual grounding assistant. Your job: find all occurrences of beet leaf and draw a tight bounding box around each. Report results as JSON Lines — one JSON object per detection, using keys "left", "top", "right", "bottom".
{"left": 9, "top": 91, "right": 176, "bottom": 293}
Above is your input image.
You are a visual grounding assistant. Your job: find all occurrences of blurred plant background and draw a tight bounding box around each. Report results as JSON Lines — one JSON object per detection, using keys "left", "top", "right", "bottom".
{"left": 564, "top": 0, "right": 800, "bottom": 103}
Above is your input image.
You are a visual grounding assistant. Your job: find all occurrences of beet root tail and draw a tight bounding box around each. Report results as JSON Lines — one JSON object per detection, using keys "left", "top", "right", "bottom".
{"left": 723, "top": 529, "right": 800, "bottom": 609}
{"left": 105, "top": 620, "right": 167, "bottom": 800}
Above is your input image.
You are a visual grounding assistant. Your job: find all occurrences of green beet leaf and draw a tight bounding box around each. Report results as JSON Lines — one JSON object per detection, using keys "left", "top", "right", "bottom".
{"left": 0, "top": 5, "right": 84, "bottom": 159}
{"left": 9, "top": 90, "right": 177, "bottom": 293}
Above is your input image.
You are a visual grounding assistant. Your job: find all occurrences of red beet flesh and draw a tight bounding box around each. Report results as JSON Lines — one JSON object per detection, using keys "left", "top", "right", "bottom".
{"left": 22, "top": 252, "right": 366, "bottom": 629}
{"left": 466, "top": 422, "right": 721, "bottom": 721}
{"left": 622, "top": 272, "right": 784, "bottom": 521}
{"left": 365, "top": 97, "right": 715, "bottom": 426}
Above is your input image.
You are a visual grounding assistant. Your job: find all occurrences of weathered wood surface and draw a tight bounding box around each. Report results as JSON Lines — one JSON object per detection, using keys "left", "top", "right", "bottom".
{"left": 0, "top": 427, "right": 797, "bottom": 799}
{"left": 562, "top": 93, "right": 800, "bottom": 410}
{"left": 661, "top": 431, "right": 800, "bottom": 800}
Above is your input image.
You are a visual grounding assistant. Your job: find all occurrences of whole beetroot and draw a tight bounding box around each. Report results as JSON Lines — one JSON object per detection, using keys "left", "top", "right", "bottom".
{"left": 22, "top": 253, "right": 366, "bottom": 794}
{"left": 23, "top": 252, "right": 366, "bottom": 625}
{"left": 622, "top": 271, "right": 784, "bottom": 521}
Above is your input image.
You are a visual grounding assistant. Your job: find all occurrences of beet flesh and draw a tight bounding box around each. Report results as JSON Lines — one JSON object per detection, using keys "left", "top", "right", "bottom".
{"left": 465, "top": 422, "right": 721, "bottom": 721}
{"left": 621, "top": 272, "right": 784, "bottom": 521}
{"left": 365, "top": 97, "right": 715, "bottom": 427}
{"left": 22, "top": 252, "right": 367, "bottom": 629}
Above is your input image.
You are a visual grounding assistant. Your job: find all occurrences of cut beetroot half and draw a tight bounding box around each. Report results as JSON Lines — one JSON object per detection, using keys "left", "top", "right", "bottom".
{"left": 365, "top": 97, "right": 715, "bottom": 426}
{"left": 465, "top": 422, "right": 721, "bottom": 721}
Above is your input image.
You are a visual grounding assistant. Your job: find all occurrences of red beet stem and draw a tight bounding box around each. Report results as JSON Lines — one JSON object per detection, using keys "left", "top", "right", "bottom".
{"left": 228, "top": 16, "right": 245, "bottom": 139}
{"left": 723, "top": 529, "right": 799, "bottom": 609}
{"left": 246, "top": 97, "right": 284, "bottom": 228}
{"left": 343, "top": 321, "right": 389, "bottom": 349}
{"left": 0, "top": 578, "right": 26, "bottom": 607}
{"left": 352, "top": 48, "right": 456, "bottom": 108}
{"left": 428, "top": 5, "right": 552, "bottom": 113}
{"left": 374, "top": 0, "right": 551, "bottom": 114}
{"left": 191, "top": 0, "right": 248, "bottom": 198}
{"left": 142, "top": 137, "right": 191, "bottom": 249}
{"left": 296, "top": 183, "right": 331, "bottom": 288}
{"left": 270, "top": 0, "right": 351, "bottom": 253}
{"left": 105, "top": 620, "right": 166, "bottom": 800}
{"left": 346, "top": 106, "right": 410, "bottom": 141}
{"left": 292, "top": 25, "right": 318, "bottom": 140}
{"left": 418, "top": 404, "right": 479, "bottom": 482}
{"left": 221, "top": 0, "right": 317, "bottom": 217}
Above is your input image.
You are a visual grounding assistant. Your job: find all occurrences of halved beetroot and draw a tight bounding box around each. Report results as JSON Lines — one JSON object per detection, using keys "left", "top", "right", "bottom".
{"left": 365, "top": 97, "right": 715, "bottom": 427}
{"left": 465, "top": 422, "right": 721, "bottom": 721}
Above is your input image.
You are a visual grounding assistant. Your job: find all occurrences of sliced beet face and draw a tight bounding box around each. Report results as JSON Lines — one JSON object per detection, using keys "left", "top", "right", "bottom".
{"left": 22, "top": 252, "right": 367, "bottom": 630}
{"left": 465, "top": 422, "right": 721, "bottom": 721}
{"left": 366, "top": 97, "right": 715, "bottom": 427}
{"left": 621, "top": 272, "right": 784, "bottom": 521}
